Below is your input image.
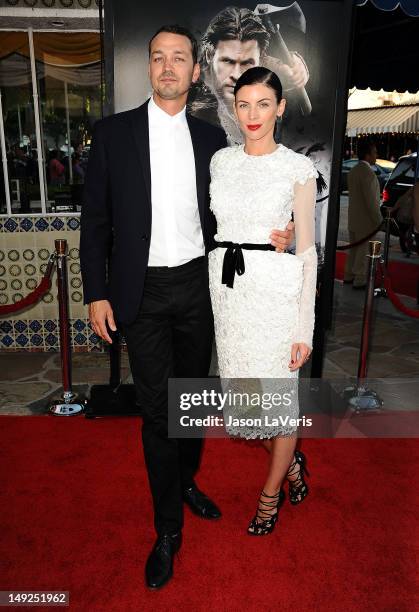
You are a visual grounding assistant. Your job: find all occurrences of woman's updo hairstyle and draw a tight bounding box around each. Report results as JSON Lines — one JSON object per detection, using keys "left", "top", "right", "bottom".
{"left": 233, "top": 66, "right": 283, "bottom": 103}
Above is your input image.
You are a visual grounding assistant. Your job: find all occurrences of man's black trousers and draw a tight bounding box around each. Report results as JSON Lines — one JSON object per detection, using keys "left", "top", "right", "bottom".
{"left": 122, "top": 256, "right": 214, "bottom": 536}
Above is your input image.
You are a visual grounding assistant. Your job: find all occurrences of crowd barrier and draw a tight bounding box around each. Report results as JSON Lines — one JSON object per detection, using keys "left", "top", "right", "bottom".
{"left": 0, "top": 239, "right": 84, "bottom": 415}
{"left": 1, "top": 229, "right": 417, "bottom": 416}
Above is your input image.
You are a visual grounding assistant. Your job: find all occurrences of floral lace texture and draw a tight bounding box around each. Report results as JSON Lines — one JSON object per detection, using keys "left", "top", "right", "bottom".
{"left": 208, "top": 144, "right": 318, "bottom": 439}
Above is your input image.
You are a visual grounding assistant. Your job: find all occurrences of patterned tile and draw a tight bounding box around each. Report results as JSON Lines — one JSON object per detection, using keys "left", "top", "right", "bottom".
{"left": 4, "top": 218, "right": 18, "bottom": 232}
{"left": 1, "top": 335, "right": 14, "bottom": 348}
{"left": 14, "top": 320, "right": 28, "bottom": 333}
{"left": 30, "top": 334, "right": 43, "bottom": 347}
{"left": 24, "top": 264, "right": 37, "bottom": 276}
{"left": 8, "top": 249, "right": 20, "bottom": 261}
{"left": 71, "top": 291, "right": 83, "bottom": 303}
{"left": 45, "top": 333, "right": 58, "bottom": 347}
{"left": 9, "top": 264, "right": 22, "bottom": 277}
{"left": 38, "top": 248, "right": 50, "bottom": 261}
{"left": 69, "top": 247, "right": 80, "bottom": 260}
{"left": 23, "top": 249, "right": 35, "bottom": 261}
{"left": 67, "top": 217, "right": 80, "bottom": 231}
{"left": 72, "top": 319, "right": 86, "bottom": 332}
{"left": 74, "top": 332, "right": 87, "bottom": 345}
{"left": 26, "top": 278, "right": 37, "bottom": 290}
{"left": 11, "top": 279, "right": 22, "bottom": 291}
{"left": 44, "top": 320, "right": 57, "bottom": 332}
{"left": 35, "top": 218, "right": 49, "bottom": 232}
{"left": 51, "top": 217, "right": 65, "bottom": 231}
{"left": 20, "top": 218, "right": 34, "bottom": 232}
{"left": 15, "top": 333, "right": 29, "bottom": 347}
{"left": 0, "top": 320, "right": 12, "bottom": 333}
{"left": 29, "top": 320, "right": 42, "bottom": 333}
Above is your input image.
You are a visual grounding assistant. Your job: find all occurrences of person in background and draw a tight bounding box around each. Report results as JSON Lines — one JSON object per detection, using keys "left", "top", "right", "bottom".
{"left": 344, "top": 139, "right": 383, "bottom": 289}
{"left": 72, "top": 154, "right": 85, "bottom": 183}
{"left": 49, "top": 150, "right": 65, "bottom": 186}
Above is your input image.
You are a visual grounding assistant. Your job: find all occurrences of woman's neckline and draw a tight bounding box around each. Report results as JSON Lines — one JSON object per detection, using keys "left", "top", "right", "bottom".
{"left": 241, "top": 143, "right": 283, "bottom": 158}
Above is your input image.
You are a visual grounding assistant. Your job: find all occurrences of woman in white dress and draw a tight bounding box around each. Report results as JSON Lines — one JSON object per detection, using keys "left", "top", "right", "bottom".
{"left": 208, "top": 67, "right": 318, "bottom": 536}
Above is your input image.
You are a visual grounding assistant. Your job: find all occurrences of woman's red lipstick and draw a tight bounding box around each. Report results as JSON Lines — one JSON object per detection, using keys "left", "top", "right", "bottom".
{"left": 247, "top": 124, "right": 262, "bottom": 131}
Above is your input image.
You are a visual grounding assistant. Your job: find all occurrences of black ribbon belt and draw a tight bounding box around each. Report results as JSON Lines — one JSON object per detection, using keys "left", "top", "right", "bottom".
{"left": 215, "top": 241, "right": 276, "bottom": 289}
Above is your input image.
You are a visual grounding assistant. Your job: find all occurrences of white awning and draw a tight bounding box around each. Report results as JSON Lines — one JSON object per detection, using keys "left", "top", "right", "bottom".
{"left": 346, "top": 105, "right": 419, "bottom": 136}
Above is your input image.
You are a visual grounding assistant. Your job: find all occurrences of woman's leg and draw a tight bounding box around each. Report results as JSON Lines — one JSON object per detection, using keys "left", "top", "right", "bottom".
{"left": 262, "top": 435, "right": 297, "bottom": 496}
{"left": 250, "top": 436, "right": 297, "bottom": 529}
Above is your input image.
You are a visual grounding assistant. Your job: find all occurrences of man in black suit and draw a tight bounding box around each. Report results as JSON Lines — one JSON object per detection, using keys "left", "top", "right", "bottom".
{"left": 80, "top": 25, "right": 293, "bottom": 589}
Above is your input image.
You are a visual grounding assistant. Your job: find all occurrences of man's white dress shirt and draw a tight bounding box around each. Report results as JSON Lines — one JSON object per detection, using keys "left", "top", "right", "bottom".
{"left": 148, "top": 95, "right": 205, "bottom": 267}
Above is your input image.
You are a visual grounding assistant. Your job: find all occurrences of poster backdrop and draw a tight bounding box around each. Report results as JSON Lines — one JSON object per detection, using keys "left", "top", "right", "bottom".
{"left": 108, "top": 0, "right": 353, "bottom": 372}
{"left": 112, "top": 0, "right": 347, "bottom": 265}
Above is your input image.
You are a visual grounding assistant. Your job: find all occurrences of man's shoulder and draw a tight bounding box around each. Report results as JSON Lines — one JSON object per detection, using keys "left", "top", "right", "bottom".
{"left": 93, "top": 101, "right": 148, "bottom": 133}
{"left": 187, "top": 112, "right": 225, "bottom": 138}
{"left": 351, "top": 161, "right": 372, "bottom": 174}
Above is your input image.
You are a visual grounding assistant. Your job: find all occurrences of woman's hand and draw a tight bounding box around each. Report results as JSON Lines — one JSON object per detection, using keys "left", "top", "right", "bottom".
{"left": 289, "top": 343, "right": 312, "bottom": 371}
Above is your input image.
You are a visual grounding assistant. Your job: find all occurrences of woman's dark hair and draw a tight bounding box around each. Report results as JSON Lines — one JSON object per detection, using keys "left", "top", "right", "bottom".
{"left": 149, "top": 25, "right": 198, "bottom": 65}
{"left": 234, "top": 66, "right": 282, "bottom": 103}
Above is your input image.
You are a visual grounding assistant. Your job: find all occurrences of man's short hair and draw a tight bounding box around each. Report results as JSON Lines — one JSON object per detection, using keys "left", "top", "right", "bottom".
{"left": 148, "top": 24, "right": 198, "bottom": 65}
{"left": 358, "top": 139, "right": 376, "bottom": 160}
{"left": 200, "top": 7, "right": 270, "bottom": 70}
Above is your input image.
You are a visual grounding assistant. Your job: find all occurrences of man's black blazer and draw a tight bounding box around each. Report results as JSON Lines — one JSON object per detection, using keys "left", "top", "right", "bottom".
{"left": 80, "top": 99, "right": 227, "bottom": 324}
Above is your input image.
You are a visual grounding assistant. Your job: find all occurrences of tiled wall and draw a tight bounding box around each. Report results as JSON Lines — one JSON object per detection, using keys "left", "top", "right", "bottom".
{"left": 0, "top": 215, "right": 104, "bottom": 352}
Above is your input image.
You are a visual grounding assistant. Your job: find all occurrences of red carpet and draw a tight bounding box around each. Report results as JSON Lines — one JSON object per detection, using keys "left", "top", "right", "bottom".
{"left": 0, "top": 416, "right": 418, "bottom": 612}
{"left": 335, "top": 251, "right": 418, "bottom": 298}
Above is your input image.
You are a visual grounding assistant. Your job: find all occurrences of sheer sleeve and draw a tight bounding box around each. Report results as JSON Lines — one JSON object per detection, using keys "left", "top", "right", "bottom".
{"left": 293, "top": 164, "right": 318, "bottom": 349}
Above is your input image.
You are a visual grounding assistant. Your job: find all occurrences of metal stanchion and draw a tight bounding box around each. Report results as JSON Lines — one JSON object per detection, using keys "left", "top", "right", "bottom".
{"left": 345, "top": 240, "right": 383, "bottom": 413}
{"left": 375, "top": 210, "right": 391, "bottom": 298}
{"left": 50, "top": 239, "right": 84, "bottom": 416}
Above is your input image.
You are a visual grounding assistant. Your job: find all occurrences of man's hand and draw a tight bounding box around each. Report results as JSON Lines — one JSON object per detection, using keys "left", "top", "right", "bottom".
{"left": 89, "top": 299, "right": 116, "bottom": 344}
{"left": 289, "top": 343, "right": 312, "bottom": 371}
{"left": 270, "top": 220, "right": 295, "bottom": 252}
{"left": 278, "top": 53, "right": 309, "bottom": 92}
{"left": 264, "top": 53, "right": 309, "bottom": 93}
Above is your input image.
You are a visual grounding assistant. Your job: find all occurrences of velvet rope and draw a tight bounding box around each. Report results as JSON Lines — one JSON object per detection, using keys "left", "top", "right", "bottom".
{"left": 0, "top": 256, "right": 55, "bottom": 316}
{"left": 379, "top": 262, "right": 419, "bottom": 319}
{"left": 336, "top": 222, "right": 384, "bottom": 251}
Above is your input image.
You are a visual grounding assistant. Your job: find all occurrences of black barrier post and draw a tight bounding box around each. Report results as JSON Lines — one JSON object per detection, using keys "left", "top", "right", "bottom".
{"left": 50, "top": 239, "right": 84, "bottom": 416}
{"left": 344, "top": 240, "right": 383, "bottom": 413}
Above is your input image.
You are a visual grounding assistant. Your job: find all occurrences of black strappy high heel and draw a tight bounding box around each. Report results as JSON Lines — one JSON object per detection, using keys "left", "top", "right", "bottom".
{"left": 247, "top": 488, "right": 286, "bottom": 536}
{"left": 287, "top": 450, "right": 309, "bottom": 505}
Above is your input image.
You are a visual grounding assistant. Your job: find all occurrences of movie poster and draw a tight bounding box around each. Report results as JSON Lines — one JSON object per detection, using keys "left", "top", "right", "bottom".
{"left": 111, "top": 0, "right": 347, "bottom": 268}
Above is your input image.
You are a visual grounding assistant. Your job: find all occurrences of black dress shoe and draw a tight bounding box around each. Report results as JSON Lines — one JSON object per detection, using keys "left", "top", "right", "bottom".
{"left": 145, "top": 532, "right": 182, "bottom": 589}
{"left": 183, "top": 483, "right": 221, "bottom": 519}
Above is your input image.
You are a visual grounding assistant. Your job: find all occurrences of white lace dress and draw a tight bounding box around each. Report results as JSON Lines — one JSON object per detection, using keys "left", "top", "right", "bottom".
{"left": 208, "top": 144, "right": 318, "bottom": 439}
